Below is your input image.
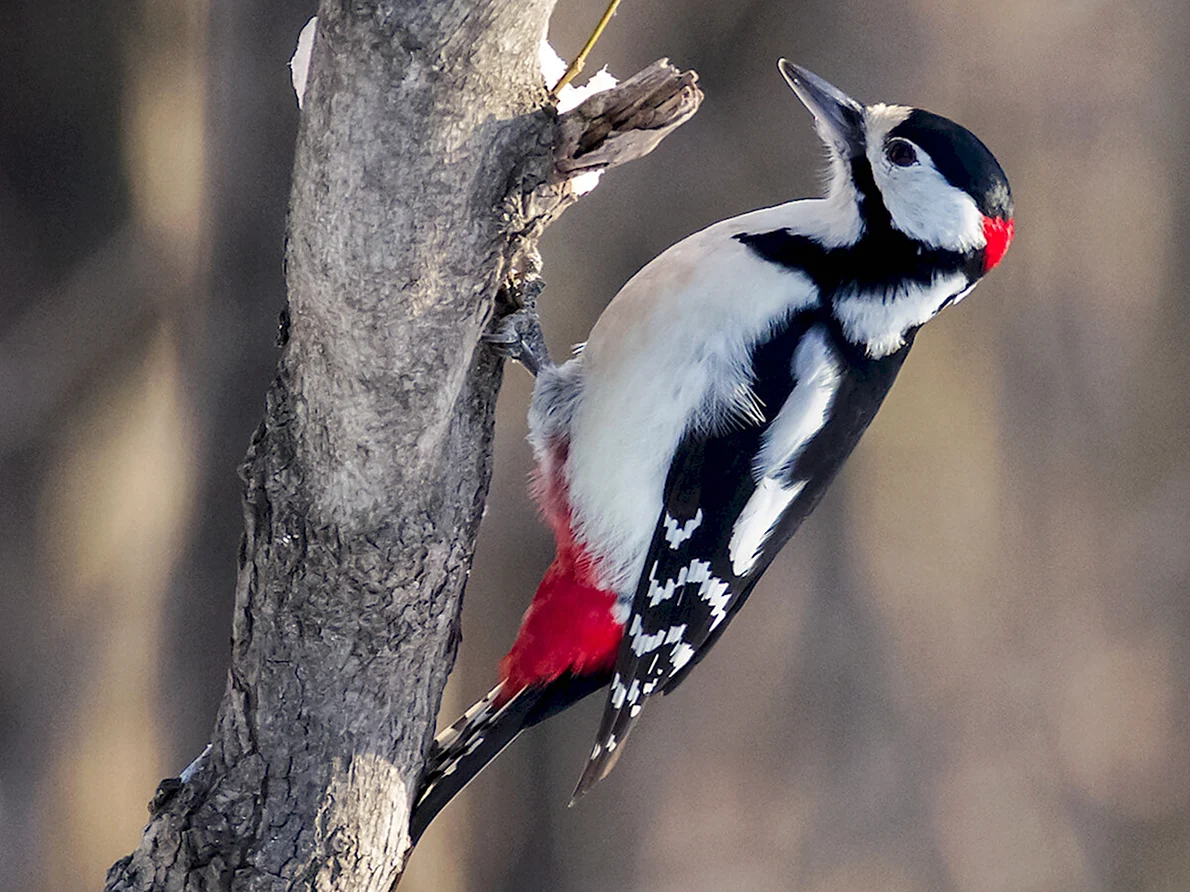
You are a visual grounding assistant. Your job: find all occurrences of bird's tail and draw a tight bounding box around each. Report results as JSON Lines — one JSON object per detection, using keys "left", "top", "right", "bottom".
{"left": 409, "top": 671, "right": 612, "bottom": 844}
{"left": 409, "top": 682, "right": 541, "bottom": 845}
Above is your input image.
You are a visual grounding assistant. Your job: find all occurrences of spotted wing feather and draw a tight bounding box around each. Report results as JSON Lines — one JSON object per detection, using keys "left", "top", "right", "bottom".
{"left": 573, "top": 313, "right": 914, "bottom": 799}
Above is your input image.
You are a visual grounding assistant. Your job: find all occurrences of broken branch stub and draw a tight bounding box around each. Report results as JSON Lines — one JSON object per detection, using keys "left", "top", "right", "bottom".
{"left": 498, "top": 58, "right": 701, "bottom": 320}
{"left": 555, "top": 59, "right": 702, "bottom": 175}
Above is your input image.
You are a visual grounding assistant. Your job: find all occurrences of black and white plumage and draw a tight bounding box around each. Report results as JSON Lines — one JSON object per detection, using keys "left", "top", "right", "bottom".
{"left": 572, "top": 315, "right": 914, "bottom": 796}
{"left": 411, "top": 61, "right": 1013, "bottom": 836}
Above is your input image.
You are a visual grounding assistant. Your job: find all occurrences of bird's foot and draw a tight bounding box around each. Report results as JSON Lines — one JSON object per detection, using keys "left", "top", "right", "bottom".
{"left": 486, "top": 275, "right": 550, "bottom": 376}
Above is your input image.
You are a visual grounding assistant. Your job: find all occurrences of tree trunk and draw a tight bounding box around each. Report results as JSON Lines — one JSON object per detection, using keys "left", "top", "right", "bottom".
{"left": 104, "top": 1, "right": 699, "bottom": 888}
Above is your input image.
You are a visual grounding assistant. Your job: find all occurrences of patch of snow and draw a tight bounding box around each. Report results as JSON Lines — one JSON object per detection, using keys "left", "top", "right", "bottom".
{"left": 290, "top": 16, "right": 318, "bottom": 109}
{"left": 540, "top": 39, "right": 618, "bottom": 196}
{"left": 539, "top": 39, "right": 568, "bottom": 90}
{"left": 569, "top": 170, "right": 604, "bottom": 195}
{"left": 539, "top": 39, "right": 618, "bottom": 114}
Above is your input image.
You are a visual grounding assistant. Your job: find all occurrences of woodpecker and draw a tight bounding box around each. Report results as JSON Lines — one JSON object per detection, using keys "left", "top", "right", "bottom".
{"left": 410, "top": 61, "right": 1013, "bottom": 841}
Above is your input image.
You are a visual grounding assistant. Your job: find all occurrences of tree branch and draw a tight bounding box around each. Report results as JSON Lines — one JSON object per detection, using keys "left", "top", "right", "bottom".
{"left": 105, "top": 2, "right": 699, "bottom": 888}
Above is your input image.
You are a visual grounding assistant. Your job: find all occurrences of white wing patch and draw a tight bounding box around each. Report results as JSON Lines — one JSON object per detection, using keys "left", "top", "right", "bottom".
{"left": 755, "top": 327, "right": 841, "bottom": 477}
{"left": 833, "top": 272, "right": 968, "bottom": 358}
{"left": 663, "top": 509, "right": 703, "bottom": 548}
{"left": 728, "top": 478, "right": 807, "bottom": 576}
{"left": 727, "top": 326, "right": 839, "bottom": 575}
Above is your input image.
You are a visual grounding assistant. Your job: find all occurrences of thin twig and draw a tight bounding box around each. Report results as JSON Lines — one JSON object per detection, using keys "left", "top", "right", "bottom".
{"left": 550, "top": 0, "right": 622, "bottom": 99}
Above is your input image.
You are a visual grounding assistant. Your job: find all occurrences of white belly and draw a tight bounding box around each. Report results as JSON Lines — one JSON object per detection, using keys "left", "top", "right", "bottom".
{"left": 545, "top": 213, "right": 821, "bottom": 598}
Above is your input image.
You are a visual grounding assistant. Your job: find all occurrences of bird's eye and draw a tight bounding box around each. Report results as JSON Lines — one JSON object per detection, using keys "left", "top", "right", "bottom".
{"left": 887, "top": 139, "right": 917, "bottom": 167}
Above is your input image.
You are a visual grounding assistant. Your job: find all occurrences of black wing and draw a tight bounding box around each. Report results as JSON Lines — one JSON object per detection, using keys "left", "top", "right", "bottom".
{"left": 571, "top": 315, "right": 913, "bottom": 799}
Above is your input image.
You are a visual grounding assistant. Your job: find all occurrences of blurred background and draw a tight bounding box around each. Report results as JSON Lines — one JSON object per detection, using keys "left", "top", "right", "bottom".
{"left": 4, "top": 0, "right": 1190, "bottom": 889}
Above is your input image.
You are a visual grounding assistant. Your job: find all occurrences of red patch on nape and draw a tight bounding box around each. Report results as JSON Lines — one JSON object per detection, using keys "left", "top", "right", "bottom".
{"left": 497, "top": 438, "right": 623, "bottom": 699}
{"left": 982, "top": 215, "right": 1014, "bottom": 272}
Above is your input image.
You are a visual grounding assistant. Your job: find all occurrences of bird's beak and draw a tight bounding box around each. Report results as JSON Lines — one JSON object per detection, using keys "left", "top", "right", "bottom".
{"left": 778, "top": 60, "right": 865, "bottom": 158}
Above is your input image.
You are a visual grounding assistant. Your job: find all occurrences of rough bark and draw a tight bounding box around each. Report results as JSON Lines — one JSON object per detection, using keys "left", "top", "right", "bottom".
{"left": 104, "top": 1, "right": 700, "bottom": 889}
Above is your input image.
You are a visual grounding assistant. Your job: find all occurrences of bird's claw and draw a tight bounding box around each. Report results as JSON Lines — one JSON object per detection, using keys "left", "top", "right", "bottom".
{"left": 484, "top": 306, "right": 550, "bottom": 376}
{"left": 486, "top": 270, "right": 550, "bottom": 375}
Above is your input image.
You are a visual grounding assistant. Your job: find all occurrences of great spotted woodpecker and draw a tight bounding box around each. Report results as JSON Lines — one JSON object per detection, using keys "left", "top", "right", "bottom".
{"left": 410, "top": 61, "right": 1013, "bottom": 841}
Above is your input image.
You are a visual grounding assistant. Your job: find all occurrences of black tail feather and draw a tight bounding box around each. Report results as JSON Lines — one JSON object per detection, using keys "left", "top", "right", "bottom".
{"left": 409, "top": 671, "right": 611, "bottom": 845}
{"left": 569, "top": 688, "right": 643, "bottom": 805}
{"left": 410, "top": 684, "right": 542, "bottom": 845}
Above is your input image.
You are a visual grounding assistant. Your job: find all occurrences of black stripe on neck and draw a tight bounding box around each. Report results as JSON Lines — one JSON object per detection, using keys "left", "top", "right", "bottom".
{"left": 734, "top": 225, "right": 982, "bottom": 296}
{"left": 849, "top": 152, "right": 893, "bottom": 234}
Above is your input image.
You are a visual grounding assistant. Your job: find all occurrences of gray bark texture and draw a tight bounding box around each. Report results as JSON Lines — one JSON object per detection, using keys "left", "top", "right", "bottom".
{"left": 104, "top": 1, "right": 700, "bottom": 889}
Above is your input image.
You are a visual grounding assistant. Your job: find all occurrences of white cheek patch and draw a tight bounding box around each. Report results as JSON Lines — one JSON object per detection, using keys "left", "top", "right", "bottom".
{"left": 886, "top": 173, "right": 985, "bottom": 252}
{"left": 866, "top": 133, "right": 986, "bottom": 254}
{"left": 834, "top": 272, "right": 969, "bottom": 358}
{"left": 728, "top": 478, "right": 806, "bottom": 576}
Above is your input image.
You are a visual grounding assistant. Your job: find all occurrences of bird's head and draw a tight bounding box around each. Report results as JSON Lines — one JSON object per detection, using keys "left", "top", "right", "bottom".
{"left": 779, "top": 60, "right": 1014, "bottom": 275}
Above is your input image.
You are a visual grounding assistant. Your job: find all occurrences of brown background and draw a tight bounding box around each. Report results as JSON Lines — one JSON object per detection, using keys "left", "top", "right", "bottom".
{"left": 3, "top": 0, "right": 1189, "bottom": 889}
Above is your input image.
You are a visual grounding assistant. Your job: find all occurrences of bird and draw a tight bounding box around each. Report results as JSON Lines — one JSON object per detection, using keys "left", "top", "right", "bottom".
{"left": 409, "top": 60, "right": 1014, "bottom": 842}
